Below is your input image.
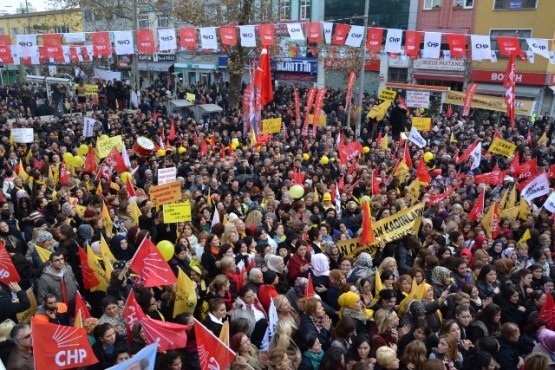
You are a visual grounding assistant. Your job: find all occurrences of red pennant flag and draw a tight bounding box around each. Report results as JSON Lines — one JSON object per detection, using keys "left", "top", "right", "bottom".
{"left": 220, "top": 26, "right": 237, "bottom": 46}
{"left": 403, "top": 143, "right": 413, "bottom": 167}
{"left": 179, "top": 28, "right": 197, "bottom": 49}
{"left": 372, "top": 169, "right": 380, "bottom": 196}
{"left": 457, "top": 139, "right": 478, "bottom": 164}
{"left": 31, "top": 317, "right": 99, "bottom": 369}
{"left": 491, "top": 203, "right": 500, "bottom": 239}
{"left": 527, "top": 127, "right": 532, "bottom": 145}
{"left": 366, "top": 28, "right": 384, "bottom": 55}
{"left": 474, "top": 170, "right": 506, "bottom": 186}
{"left": 83, "top": 146, "right": 97, "bottom": 174}
{"left": 509, "top": 151, "right": 521, "bottom": 175}
{"left": 104, "top": 147, "right": 127, "bottom": 174}
{"left": 129, "top": 238, "right": 177, "bottom": 287}
{"left": 194, "top": 319, "right": 235, "bottom": 370}
{"left": 78, "top": 247, "right": 100, "bottom": 289}
{"left": 59, "top": 160, "right": 69, "bottom": 184}
{"left": 91, "top": 32, "right": 111, "bottom": 58}
{"left": 468, "top": 189, "right": 485, "bottom": 222}
{"left": 200, "top": 139, "right": 208, "bottom": 156}
{"left": 141, "top": 317, "right": 189, "bottom": 351}
{"left": 360, "top": 200, "right": 376, "bottom": 246}
{"left": 462, "top": 83, "right": 478, "bottom": 117}
{"left": 137, "top": 29, "right": 156, "bottom": 54}
{"left": 417, "top": 157, "right": 431, "bottom": 183}
{"left": 397, "top": 95, "right": 409, "bottom": 111}
{"left": 445, "top": 105, "right": 454, "bottom": 119}
{"left": 75, "top": 291, "right": 91, "bottom": 321}
{"left": 122, "top": 290, "right": 146, "bottom": 342}
{"left": 126, "top": 177, "right": 137, "bottom": 198}
{"left": 446, "top": 33, "right": 467, "bottom": 58}
{"left": 0, "top": 35, "right": 14, "bottom": 64}
{"left": 259, "top": 24, "right": 275, "bottom": 45}
{"left": 254, "top": 48, "right": 273, "bottom": 107}
{"left": 306, "top": 22, "right": 323, "bottom": 43}
{"left": 332, "top": 24, "right": 350, "bottom": 45}
{"left": 497, "top": 36, "right": 526, "bottom": 60}
{"left": 305, "top": 274, "right": 316, "bottom": 298}
{"left": 32, "top": 158, "right": 43, "bottom": 171}
{"left": 0, "top": 240, "right": 20, "bottom": 284}
{"left": 404, "top": 31, "right": 422, "bottom": 58}
{"left": 169, "top": 120, "right": 176, "bottom": 141}
{"left": 42, "top": 34, "right": 64, "bottom": 62}
{"left": 539, "top": 291, "right": 555, "bottom": 330}
{"left": 504, "top": 53, "right": 517, "bottom": 130}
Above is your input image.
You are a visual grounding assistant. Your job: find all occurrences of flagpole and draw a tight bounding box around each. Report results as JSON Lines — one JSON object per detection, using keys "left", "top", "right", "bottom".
{"left": 355, "top": 0, "right": 370, "bottom": 138}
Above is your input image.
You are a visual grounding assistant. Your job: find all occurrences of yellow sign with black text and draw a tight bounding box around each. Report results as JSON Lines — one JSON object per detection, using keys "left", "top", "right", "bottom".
{"left": 444, "top": 91, "right": 534, "bottom": 116}
{"left": 412, "top": 117, "right": 432, "bottom": 131}
{"left": 488, "top": 137, "right": 516, "bottom": 157}
{"left": 163, "top": 202, "right": 192, "bottom": 223}
{"left": 379, "top": 89, "right": 397, "bottom": 101}
{"left": 149, "top": 181, "right": 182, "bottom": 206}
{"left": 262, "top": 118, "right": 282, "bottom": 134}
{"left": 96, "top": 135, "right": 123, "bottom": 158}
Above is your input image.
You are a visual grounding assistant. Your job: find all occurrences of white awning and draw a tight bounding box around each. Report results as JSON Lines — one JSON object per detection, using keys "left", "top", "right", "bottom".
{"left": 475, "top": 83, "right": 541, "bottom": 99}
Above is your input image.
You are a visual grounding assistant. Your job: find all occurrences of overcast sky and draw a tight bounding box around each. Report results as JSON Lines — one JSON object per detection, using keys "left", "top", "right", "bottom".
{"left": 0, "top": 0, "right": 48, "bottom": 13}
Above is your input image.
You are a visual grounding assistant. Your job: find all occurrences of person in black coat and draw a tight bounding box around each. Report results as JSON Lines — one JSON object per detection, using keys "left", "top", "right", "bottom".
{"left": 389, "top": 102, "right": 408, "bottom": 141}
{"left": 496, "top": 323, "right": 523, "bottom": 370}
{"left": 88, "top": 323, "right": 125, "bottom": 370}
{"left": 0, "top": 282, "right": 30, "bottom": 323}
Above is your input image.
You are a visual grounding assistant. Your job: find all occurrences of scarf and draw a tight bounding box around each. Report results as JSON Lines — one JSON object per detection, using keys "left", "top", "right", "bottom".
{"left": 304, "top": 350, "right": 324, "bottom": 369}
{"left": 310, "top": 316, "right": 324, "bottom": 331}
{"left": 342, "top": 307, "right": 368, "bottom": 322}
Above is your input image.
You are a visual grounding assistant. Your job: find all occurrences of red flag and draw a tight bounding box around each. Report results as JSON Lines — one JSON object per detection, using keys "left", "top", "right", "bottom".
{"left": 306, "top": 22, "right": 322, "bottom": 43}
{"left": 403, "top": 143, "right": 413, "bottom": 167}
{"left": 376, "top": 131, "right": 383, "bottom": 147}
{"left": 366, "top": 28, "right": 384, "bottom": 55}
{"left": 510, "top": 151, "right": 521, "bottom": 175}
{"left": 372, "top": 169, "right": 380, "bottom": 196}
{"left": 0, "top": 36, "right": 14, "bottom": 64}
{"left": 179, "top": 28, "right": 197, "bottom": 49}
{"left": 219, "top": 26, "right": 237, "bottom": 46}
{"left": 78, "top": 247, "right": 100, "bottom": 289}
{"left": 254, "top": 48, "right": 273, "bottom": 107}
{"left": 137, "top": 29, "right": 156, "bottom": 54}
{"left": 446, "top": 33, "right": 467, "bottom": 58}
{"left": 490, "top": 203, "right": 500, "bottom": 239}
{"left": 360, "top": 200, "right": 376, "bottom": 245}
{"left": 539, "top": 290, "right": 555, "bottom": 330}
{"left": 200, "top": 139, "right": 208, "bottom": 156}
{"left": 457, "top": 139, "right": 478, "bottom": 164}
{"left": 474, "top": 170, "right": 506, "bottom": 186}
{"left": 345, "top": 72, "right": 356, "bottom": 112}
{"left": 504, "top": 53, "right": 517, "bottom": 129}
{"left": 31, "top": 317, "right": 98, "bottom": 370}
{"left": 397, "top": 95, "right": 409, "bottom": 111}
{"left": 292, "top": 166, "right": 305, "bottom": 185}
{"left": 312, "top": 88, "right": 327, "bottom": 136}
{"left": 548, "top": 164, "right": 555, "bottom": 180}
{"left": 305, "top": 274, "right": 316, "bottom": 298}
{"left": 332, "top": 24, "right": 350, "bottom": 45}
{"left": 75, "top": 291, "right": 91, "bottom": 321}
{"left": 339, "top": 141, "right": 363, "bottom": 165}
{"left": 417, "top": 157, "right": 431, "bottom": 183}
{"left": 468, "top": 189, "right": 485, "bottom": 222}
{"left": 59, "top": 160, "right": 69, "bottom": 184}
{"left": 80, "top": 46, "right": 91, "bottom": 61}
{"left": 91, "top": 32, "right": 111, "bottom": 58}
{"left": 515, "top": 158, "right": 538, "bottom": 181}
{"left": 303, "top": 88, "right": 316, "bottom": 136}
{"left": 42, "top": 34, "right": 64, "bottom": 62}
{"left": 462, "top": 83, "right": 478, "bottom": 117}
{"left": 69, "top": 46, "right": 80, "bottom": 63}
{"left": 293, "top": 86, "right": 302, "bottom": 125}
{"left": 404, "top": 31, "right": 422, "bottom": 58}
{"left": 194, "top": 319, "right": 235, "bottom": 370}
{"left": 83, "top": 146, "right": 97, "bottom": 174}
{"left": 129, "top": 238, "right": 177, "bottom": 287}
{"left": 126, "top": 177, "right": 137, "bottom": 198}
{"left": 445, "top": 105, "right": 454, "bottom": 119}
{"left": 0, "top": 241, "right": 20, "bottom": 284}
{"left": 496, "top": 36, "right": 526, "bottom": 60}
{"left": 169, "top": 120, "right": 176, "bottom": 141}
{"left": 259, "top": 24, "right": 275, "bottom": 45}
{"left": 527, "top": 127, "right": 532, "bottom": 145}
{"left": 104, "top": 147, "right": 127, "bottom": 173}
{"left": 122, "top": 290, "right": 146, "bottom": 342}
{"left": 32, "top": 158, "right": 43, "bottom": 171}
{"left": 141, "top": 316, "right": 189, "bottom": 351}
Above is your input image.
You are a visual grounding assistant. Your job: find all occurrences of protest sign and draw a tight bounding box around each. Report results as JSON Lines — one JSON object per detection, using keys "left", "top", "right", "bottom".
{"left": 411, "top": 117, "right": 432, "bottom": 131}
{"left": 157, "top": 167, "right": 177, "bottom": 185}
{"left": 12, "top": 128, "right": 34, "bottom": 143}
{"left": 488, "top": 137, "right": 516, "bottom": 157}
{"left": 379, "top": 89, "right": 397, "bottom": 101}
{"left": 149, "top": 181, "right": 182, "bottom": 206}
{"left": 96, "top": 135, "right": 123, "bottom": 158}
{"left": 262, "top": 118, "right": 282, "bottom": 134}
{"left": 163, "top": 202, "right": 192, "bottom": 223}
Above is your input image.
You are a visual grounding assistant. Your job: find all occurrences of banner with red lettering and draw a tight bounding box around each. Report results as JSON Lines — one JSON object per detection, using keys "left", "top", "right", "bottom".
{"left": 332, "top": 24, "right": 350, "bottom": 46}
{"left": 306, "top": 22, "right": 322, "bottom": 43}
{"left": 404, "top": 31, "right": 422, "bottom": 58}
{"left": 339, "top": 141, "right": 364, "bottom": 165}
{"left": 91, "top": 32, "right": 111, "bottom": 58}
{"left": 42, "top": 34, "right": 64, "bottom": 62}
{"left": 259, "top": 24, "right": 275, "bottom": 45}
{"left": 345, "top": 71, "right": 356, "bottom": 112}
{"left": 137, "top": 29, "right": 156, "bottom": 54}
{"left": 179, "top": 28, "right": 197, "bottom": 49}
{"left": 312, "top": 88, "right": 327, "bottom": 136}
{"left": 0, "top": 36, "right": 13, "bottom": 64}
{"left": 462, "top": 83, "right": 478, "bottom": 116}
{"left": 69, "top": 46, "right": 80, "bottom": 63}
{"left": 220, "top": 26, "right": 237, "bottom": 46}
{"left": 474, "top": 170, "right": 506, "bottom": 186}
{"left": 504, "top": 54, "right": 517, "bottom": 129}
{"left": 81, "top": 46, "right": 91, "bottom": 61}
{"left": 366, "top": 28, "right": 384, "bottom": 55}
{"left": 446, "top": 33, "right": 467, "bottom": 58}
{"left": 0, "top": 241, "right": 20, "bottom": 284}
{"left": 293, "top": 86, "right": 301, "bottom": 125}
{"left": 303, "top": 88, "right": 316, "bottom": 136}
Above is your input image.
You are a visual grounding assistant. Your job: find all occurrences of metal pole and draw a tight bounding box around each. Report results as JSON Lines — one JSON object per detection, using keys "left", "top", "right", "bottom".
{"left": 355, "top": 0, "right": 370, "bottom": 138}
{"left": 132, "top": 0, "right": 140, "bottom": 93}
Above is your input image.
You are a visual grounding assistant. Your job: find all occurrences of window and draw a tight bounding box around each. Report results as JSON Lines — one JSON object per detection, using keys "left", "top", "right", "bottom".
{"left": 454, "top": 0, "right": 473, "bottom": 8}
{"left": 24, "top": 27, "right": 31, "bottom": 34}
{"left": 138, "top": 15, "right": 149, "bottom": 29}
{"left": 157, "top": 14, "right": 169, "bottom": 28}
{"left": 424, "top": 0, "right": 442, "bottom": 9}
{"left": 35, "top": 26, "right": 47, "bottom": 34}
{"left": 494, "top": 0, "right": 537, "bottom": 9}
{"left": 0, "top": 29, "right": 5, "bottom": 36}
{"left": 300, "top": 0, "right": 311, "bottom": 20}
{"left": 388, "top": 67, "right": 408, "bottom": 83}
{"left": 84, "top": 9, "right": 93, "bottom": 22}
{"left": 279, "top": 0, "right": 290, "bottom": 20}
{"left": 53, "top": 25, "right": 70, "bottom": 33}
{"left": 12, "top": 28, "right": 19, "bottom": 35}
{"left": 490, "top": 29, "right": 531, "bottom": 57}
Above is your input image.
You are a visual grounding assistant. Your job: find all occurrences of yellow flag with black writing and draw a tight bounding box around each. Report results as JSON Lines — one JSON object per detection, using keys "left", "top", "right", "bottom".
{"left": 87, "top": 244, "right": 108, "bottom": 292}
{"left": 506, "top": 186, "right": 517, "bottom": 210}
{"left": 407, "top": 178, "right": 421, "bottom": 204}
{"left": 173, "top": 267, "right": 198, "bottom": 318}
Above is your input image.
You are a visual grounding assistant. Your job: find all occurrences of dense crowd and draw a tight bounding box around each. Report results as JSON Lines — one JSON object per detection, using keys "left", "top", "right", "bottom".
{"left": 0, "top": 78, "right": 554, "bottom": 370}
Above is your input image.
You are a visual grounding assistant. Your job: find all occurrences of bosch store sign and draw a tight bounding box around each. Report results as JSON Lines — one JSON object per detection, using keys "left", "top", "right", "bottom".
{"left": 470, "top": 70, "right": 548, "bottom": 86}
{"left": 274, "top": 58, "right": 317, "bottom": 74}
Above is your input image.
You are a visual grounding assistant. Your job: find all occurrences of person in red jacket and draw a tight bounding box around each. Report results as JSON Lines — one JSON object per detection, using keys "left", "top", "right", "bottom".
{"left": 287, "top": 242, "right": 311, "bottom": 286}
{"left": 259, "top": 270, "right": 279, "bottom": 312}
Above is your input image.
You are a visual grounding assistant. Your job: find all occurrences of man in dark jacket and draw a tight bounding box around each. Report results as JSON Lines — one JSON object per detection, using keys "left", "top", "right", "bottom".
{"left": 497, "top": 322, "right": 523, "bottom": 370}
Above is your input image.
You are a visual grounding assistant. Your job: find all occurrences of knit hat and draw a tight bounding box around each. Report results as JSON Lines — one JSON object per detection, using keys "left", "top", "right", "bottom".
{"left": 337, "top": 291, "right": 360, "bottom": 309}
{"left": 408, "top": 300, "right": 427, "bottom": 320}
{"left": 36, "top": 231, "right": 53, "bottom": 244}
{"left": 263, "top": 270, "right": 278, "bottom": 285}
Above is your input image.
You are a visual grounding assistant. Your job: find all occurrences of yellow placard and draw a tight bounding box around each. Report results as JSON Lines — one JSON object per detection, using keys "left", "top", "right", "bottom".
{"left": 76, "top": 205, "right": 86, "bottom": 218}
{"left": 16, "top": 289, "right": 37, "bottom": 323}
{"left": 186, "top": 93, "right": 196, "bottom": 103}
{"left": 412, "top": 117, "right": 432, "bottom": 131}
{"left": 308, "top": 114, "right": 327, "bottom": 127}
{"left": 488, "top": 137, "right": 516, "bottom": 158}
{"left": 163, "top": 202, "right": 192, "bottom": 223}
{"left": 444, "top": 91, "right": 534, "bottom": 116}
{"left": 74, "top": 83, "right": 98, "bottom": 96}
{"left": 262, "top": 118, "right": 282, "bottom": 134}
{"left": 379, "top": 89, "right": 397, "bottom": 101}
{"left": 149, "top": 181, "right": 182, "bottom": 207}
{"left": 96, "top": 135, "right": 123, "bottom": 159}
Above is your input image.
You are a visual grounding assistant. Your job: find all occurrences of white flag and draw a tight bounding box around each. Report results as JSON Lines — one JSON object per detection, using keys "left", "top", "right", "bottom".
{"left": 260, "top": 296, "right": 279, "bottom": 351}
{"left": 11, "top": 45, "right": 20, "bottom": 65}
{"left": 62, "top": 45, "right": 71, "bottom": 63}
{"left": 158, "top": 28, "right": 177, "bottom": 51}
{"left": 384, "top": 29, "right": 403, "bottom": 54}
{"left": 490, "top": 51, "right": 497, "bottom": 63}
{"left": 239, "top": 25, "right": 257, "bottom": 47}
{"left": 522, "top": 172, "right": 550, "bottom": 203}
{"left": 122, "top": 145, "right": 131, "bottom": 169}
{"left": 113, "top": 31, "right": 134, "bottom": 55}
{"left": 322, "top": 22, "right": 333, "bottom": 44}
{"left": 470, "top": 142, "right": 482, "bottom": 170}
{"left": 408, "top": 127, "right": 427, "bottom": 148}
{"left": 422, "top": 32, "right": 442, "bottom": 59}
{"left": 16, "top": 34, "right": 37, "bottom": 58}
{"left": 471, "top": 35, "right": 493, "bottom": 61}
{"left": 543, "top": 192, "right": 555, "bottom": 213}
{"left": 549, "top": 51, "right": 555, "bottom": 65}
{"left": 345, "top": 26, "right": 364, "bottom": 48}
{"left": 199, "top": 27, "right": 218, "bottom": 50}
{"left": 526, "top": 38, "right": 550, "bottom": 59}
{"left": 287, "top": 23, "right": 304, "bottom": 40}
{"left": 83, "top": 117, "right": 95, "bottom": 138}
{"left": 526, "top": 51, "right": 535, "bottom": 64}
{"left": 64, "top": 32, "right": 86, "bottom": 43}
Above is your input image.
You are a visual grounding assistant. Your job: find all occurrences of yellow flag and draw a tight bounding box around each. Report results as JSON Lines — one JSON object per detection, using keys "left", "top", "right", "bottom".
{"left": 48, "top": 164, "right": 54, "bottom": 180}
{"left": 518, "top": 199, "right": 530, "bottom": 221}
{"left": 518, "top": 229, "right": 531, "bottom": 243}
{"left": 18, "top": 159, "right": 29, "bottom": 182}
{"left": 313, "top": 187, "right": 319, "bottom": 203}
{"left": 538, "top": 131, "right": 548, "bottom": 146}
{"left": 96, "top": 182, "right": 103, "bottom": 196}
{"left": 35, "top": 246, "right": 52, "bottom": 263}
{"left": 415, "top": 282, "right": 430, "bottom": 301}
{"left": 381, "top": 134, "right": 389, "bottom": 150}
{"left": 219, "top": 320, "right": 230, "bottom": 346}
{"left": 500, "top": 206, "right": 519, "bottom": 220}
{"left": 8, "top": 131, "right": 13, "bottom": 146}
{"left": 506, "top": 186, "right": 517, "bottom": 210}
{"left": 100, "top": 235, "right": 116, "bottom": 264}
{"left": 367, "top": 100, "right": 391, "bottom": 121}
{"left": 173, "top": 268, "right": 198, "bottom": 318}
{"left": 103, "top": 254, "right": 114, "bottom": 281}
{"left": 101, "top": 202, "right": 113, "bottom": 237}
{"left": 499, "top": 189, "right": 509, "bottom": 211}
{"left": 74, "top": 310, "right": 83, "bottom": 328}
{"left": 481, "top": 204, "right": 497, "bottom": 239}
{"left": 398, "top": 279, "right": 418, "bottom": 316}
{"left": 76, "top": 204, "right": 87, "bottom": 218}
{"left": 407, "top": 179, "right": 421, "bottom": 204}
{"left": 129, "top": 199, "right": 141, "bottom": 227}
{"left": 250, "top": 128, "right": 257, "bottom": 147}
{"left": 207, "top": 186, "right": 212, "bottom": 208}
{"left": 394, "top": 160, "right": 409, "bottom": 183}
{"left": 86, "top": 244, "right": 109, "bottom": 292}
{"left": 450, "top": 132, "right": 457, "bottom": 143}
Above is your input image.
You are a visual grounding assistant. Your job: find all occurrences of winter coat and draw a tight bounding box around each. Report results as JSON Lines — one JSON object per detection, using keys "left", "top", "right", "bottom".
{"left": 37, "top": 264, "right": 79, "bottom": 304}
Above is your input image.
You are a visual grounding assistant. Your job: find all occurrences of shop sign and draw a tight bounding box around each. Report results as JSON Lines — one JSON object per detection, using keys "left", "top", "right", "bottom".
{"left": 274, "top": 58, "right": 317, "bottom": 74}
{"left": 413, "top": 59, "right": 466, "bottom": 71}
{"left": 470, "top": 70, "right": 547, "bottom": 86}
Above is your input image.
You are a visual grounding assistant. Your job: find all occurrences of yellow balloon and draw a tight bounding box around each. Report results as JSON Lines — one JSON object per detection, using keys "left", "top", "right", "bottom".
{"left": 363, "top": 146, "right": 370, "bottom": 154}
{"left": 231, "top": 142, "right": 239, "bottom": 150}
{"left": 99, "top": 134, "right": 109, "bottom": 141}
{"left": 72, "top": 156, "right": 84, "bottom": 168}
{"left": 63, "top": 152, "right": 73, "bottom": 163}
{"left": 178, "top": 146, "right": 187, "bottom": 154}
{"left": 157, "top": 149, "right": 166, "bottom": 156}
{"left": 231, "top": 138, "right": 240, "bottom": 145}
{"left": 320, "top": 155, "right": 329, "bottom": 165}
{"left": 78, "top": 144, "right": 89, "bottom": 156}
{"left": 302, "top": 153, "right": 310, "bottom": 161}
{"left": 424, "top": 152, "right": 434, "bottom": 163}
{"left": 289, "top": 185, "right": 305, "bottom": 199}
{"left": 156, "top": 240, "right": 175, "bottom": 262}
{"left": 120, "top": 172, "right": 132, "bottom": 182}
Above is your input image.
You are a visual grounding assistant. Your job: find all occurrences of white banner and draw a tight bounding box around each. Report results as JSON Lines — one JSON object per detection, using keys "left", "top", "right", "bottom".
{"left": 12, "top": 128, "right": 33, "bottom": 143}
{"left": 83, "top": 117, "right": 95, "bottom": 138}
{"left": 408, "top": 127, "right": 426, "bottom": 148}
{"left": 239, "top": 25, "right": 257, "bottom": 47}
{"left": 322, "top": 22, "right": 333, "bottom": 44}
{"left": 384, "top": 29, "right": 403, "bottom": 54}
{"left": 30, "top": 47, "right": 39, "bottom": 64}
{"left": 526, "top": 38, "right": 550, "bottom": 59}
{"left": 470, "top": 142, "right": 481, "bottom": 170}
{"left": 158, "top": 28, "right": 177, "bottom": 51}
{"left": 16, "top": 34, "right": 37, "bottom": 58}
{"left": 113, "top": 31, "right": 134, "bottom": 55}
{"left": 64, "top": 33, "right": 86, "bottom": 43}
{"left": 158, "top": 167, "right": 177, "bottom": 185}
{"left": 62, "top": 45, "right": 71, "bottom": 63}
{"left": 287, "top": 23, "right": 304, "bottom": 40}
{"left": 522, "top": 172, "right": 550, "bottom": 203}
{"left": 345, "top": 26, "right": 364, "bottom": 48}
{"left": 471, "top": 35, "right": 493, "bottom": 61}
{"left": 543, "top": 192, "right": 555, "bottom": 213}
{"left": 10, "top": 45, "right": 20, "bottom": 65}
{"left": 85, "top": 45, "right": 94, "bottom": 60}
{"left": 199, "top": 27, "right": 218, "bottom": 50}
{"left": 94, "top": 68, "right": 122, "bottom": 81}
{"left": 406, "top": 91, "right": 430, "bottom": 109}
{"left": 422, "top": 32, "right": 442, "bottom": 59}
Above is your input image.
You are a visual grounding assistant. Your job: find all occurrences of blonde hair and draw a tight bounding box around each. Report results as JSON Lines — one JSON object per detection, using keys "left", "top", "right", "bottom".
{"left": 378, "top": 257, "right": 398, "bottom": 274}
{"left": 0, "top": 319, "right": 16, "bottom": 342}
{"left": 374, "top": 309, "right": 397, "bottom": 334}
{"left": 219, "top": 257, "right": 235, "bottom": 272}
{"left": 208, "top": 274, "right": 230, "bottom": 294}
{"left": 376, "top": 346, "right": 397, "bottom": 367}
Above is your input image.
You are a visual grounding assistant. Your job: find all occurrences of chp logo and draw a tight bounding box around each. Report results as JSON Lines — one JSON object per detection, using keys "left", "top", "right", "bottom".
{"left": 53, "top": 327, "right": 90, "bottom": 367}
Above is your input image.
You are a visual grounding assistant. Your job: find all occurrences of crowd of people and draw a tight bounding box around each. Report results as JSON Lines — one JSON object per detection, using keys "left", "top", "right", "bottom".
{"left": 0, "top": 77, "right": 554, "bottom": 370}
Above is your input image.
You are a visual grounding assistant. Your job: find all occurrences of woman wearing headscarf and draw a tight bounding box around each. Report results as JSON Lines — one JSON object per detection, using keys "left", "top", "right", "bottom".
{"left": 337, "top": 291, "right": 372, "bottom": 334}
{"left": 347, "top": 252, "right": 375, "bottom": 284}
{"left": 431, "top": 266, "right": 452, "bottom": 299}
{"left": 267, "top": 254, "right": 288, "bottom": 294}
{"left": 311, "top": 253, "right": 330, "bottom": 301}
{"left": 110, "top": 235, "right": 134, "bottom": 261}
{"left": 77, "top": 223, "right": 94, "bottom": 248}
{"left": 534, "top": 327, "right": 555, "bottom": 369}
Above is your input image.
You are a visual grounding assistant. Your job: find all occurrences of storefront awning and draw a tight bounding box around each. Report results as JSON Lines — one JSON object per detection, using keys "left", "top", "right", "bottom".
{"left": 138, "top": 62, "right": 174, "bottom": 72}
{"left": 413, "top": 73, "right": 465, "bottom": 82}
{"left": 475, "top": 83, "right": 541, "bottom": 99}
